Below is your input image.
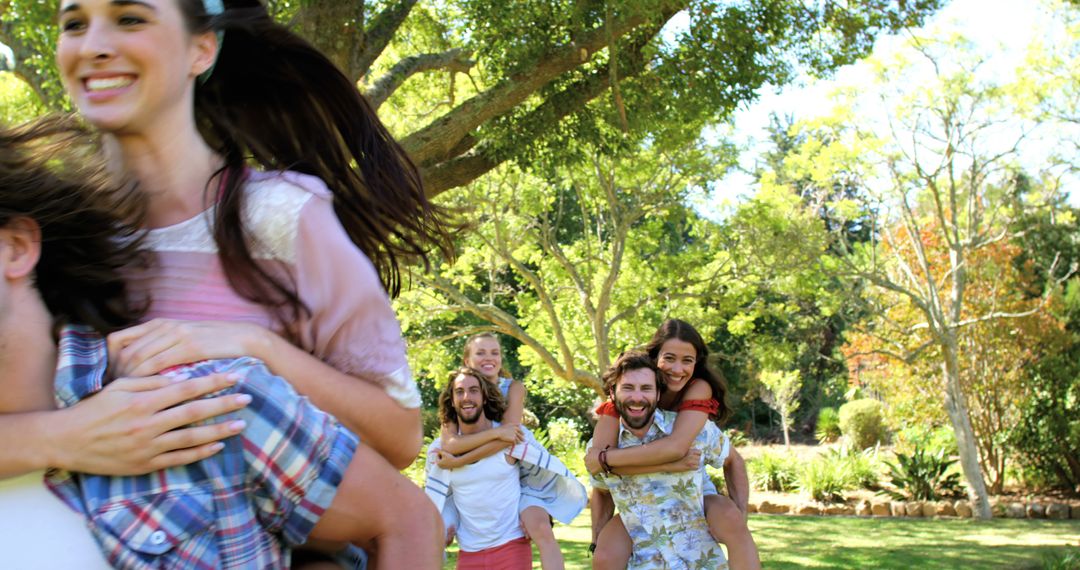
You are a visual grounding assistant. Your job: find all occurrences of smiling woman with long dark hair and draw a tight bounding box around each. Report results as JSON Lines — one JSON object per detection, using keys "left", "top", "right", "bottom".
{"left": 0, "top": 0, "right": 456, "bottom": 565}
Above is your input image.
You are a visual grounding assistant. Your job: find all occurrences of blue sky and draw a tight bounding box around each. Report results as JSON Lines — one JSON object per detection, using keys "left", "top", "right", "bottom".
{"left": 703, "top": 0, "right": 1074, "bottom": 213}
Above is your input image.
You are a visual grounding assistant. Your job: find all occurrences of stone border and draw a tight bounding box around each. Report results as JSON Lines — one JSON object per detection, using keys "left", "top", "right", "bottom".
{"left": 748, "top": 499, "right": 1080, "bottom": 520}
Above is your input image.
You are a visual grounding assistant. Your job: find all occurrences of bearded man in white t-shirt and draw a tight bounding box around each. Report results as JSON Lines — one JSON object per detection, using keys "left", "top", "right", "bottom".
{"left": 434, "top": 369, "right": 533, "bottom": 570}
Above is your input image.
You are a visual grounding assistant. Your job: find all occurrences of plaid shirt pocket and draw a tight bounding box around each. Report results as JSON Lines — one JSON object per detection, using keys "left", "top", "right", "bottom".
{"left": 92, "top": 488, "right": 218, "bottom": 567}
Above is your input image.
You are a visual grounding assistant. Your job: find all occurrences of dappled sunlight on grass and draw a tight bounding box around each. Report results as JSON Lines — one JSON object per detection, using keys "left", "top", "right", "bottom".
{"left": 750, "top": 516, "right": 1080, "bottom": 570}
{"left": 441, "top": 513, "right": 1080, "bottom": 569}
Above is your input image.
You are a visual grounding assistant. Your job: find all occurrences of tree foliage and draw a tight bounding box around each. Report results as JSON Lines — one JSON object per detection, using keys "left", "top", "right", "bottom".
{"left": 396, "top": 138, "right": 735, "bottom": 406}
{"left": 764, "top": 28, "right": 1079, "bottom": 516}
{"left": 0, "top": 0, "right": 943, "bottom": 194}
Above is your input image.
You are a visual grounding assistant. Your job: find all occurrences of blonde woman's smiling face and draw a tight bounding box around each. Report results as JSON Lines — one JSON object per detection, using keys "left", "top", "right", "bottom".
{"left": 464, "top": 337, "right": 502, "bottom": 380}
{"left": 656, "top": 338, "right": 696, "bottom": 392}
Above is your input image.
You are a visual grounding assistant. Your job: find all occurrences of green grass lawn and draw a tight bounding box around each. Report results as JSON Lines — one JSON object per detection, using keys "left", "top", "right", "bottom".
{"left": 441, "top": 514, "right": 1080, "bottom": 569}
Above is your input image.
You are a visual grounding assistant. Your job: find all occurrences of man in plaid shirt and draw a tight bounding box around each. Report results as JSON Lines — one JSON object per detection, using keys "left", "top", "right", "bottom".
{"left": 0, "top": 124, "right": 441, "bottom": 568}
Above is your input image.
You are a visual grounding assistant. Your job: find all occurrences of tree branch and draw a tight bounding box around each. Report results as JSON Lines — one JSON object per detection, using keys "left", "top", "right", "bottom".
{"left": 365, "top": 48, "right": 474, "bottom": 109}
{"left": 417, "top": 22, "right": 658, "bottom": 195}
{"left": 400, "top": 2, "right": 681, "bottom": 168}
{"left": 355, "top": 0, "right": 420, "bottom": 80}
{"left": 411, "top": 269, "right": 601, "bottom": 391}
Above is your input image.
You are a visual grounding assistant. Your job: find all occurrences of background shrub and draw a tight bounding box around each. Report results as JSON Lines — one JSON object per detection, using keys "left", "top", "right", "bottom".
{"left": 421, "top": 408, "right": 441, "bottom": 439}
{"left": 880, "top": 445, "right": 963, "bottom": 501}
{"left": 797, "top": 457, "right": 849, "bottom": 503}
{"left": 544, "top": 417, "right": 584, "bottom": 458}
{"left": 727, "top": 428, "right": 750, "bottom": 448}
{"left": 816, "top": 407, "right": 842, "bottom": 443}
{"left": 839, "top": 399, "right": 887, "bottom": 450}
{"left": 895, "top": 425, "right": 957, "bottom": 456}
{"left": 749, "top": 451, "right": 798, "bottom": 492}
{"left": 825, "top": 446, "right": 883, "bottom": 490}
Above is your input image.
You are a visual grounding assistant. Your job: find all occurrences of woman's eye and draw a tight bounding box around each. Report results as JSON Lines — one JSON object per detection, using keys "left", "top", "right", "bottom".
{"left": 60, "top": 18, "right": 85, "bottom": 32}
{"left": 118, "top": 14, "right": 147, "bottom": 26}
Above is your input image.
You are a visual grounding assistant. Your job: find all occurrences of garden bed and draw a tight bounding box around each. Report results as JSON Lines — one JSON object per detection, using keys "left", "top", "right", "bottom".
{"left": 747, "top": 489, "right": 1080, "bottom": 520}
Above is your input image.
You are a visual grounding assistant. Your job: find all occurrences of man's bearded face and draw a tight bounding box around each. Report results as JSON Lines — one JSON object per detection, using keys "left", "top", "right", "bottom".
{"left": 613, "top": 367, "right": 660, "bottom": 430}
{"left": 452, "top": 374, "right": 485, "bottom": 424}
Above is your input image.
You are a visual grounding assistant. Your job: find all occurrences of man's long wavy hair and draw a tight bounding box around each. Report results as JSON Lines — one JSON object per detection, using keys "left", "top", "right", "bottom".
{"left": 0, "top": 117, "right": 146, "bottom": 333}
{"left": 438, "top": 367, "right": 507, "bottom": 426}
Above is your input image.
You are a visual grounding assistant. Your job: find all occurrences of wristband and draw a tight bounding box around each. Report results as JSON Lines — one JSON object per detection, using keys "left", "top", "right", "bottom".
{"left": 599, "top": 448, "right": 612, "bottom": 474}
{"left": 589, "top": 542, "right": 597, "bottom": 555}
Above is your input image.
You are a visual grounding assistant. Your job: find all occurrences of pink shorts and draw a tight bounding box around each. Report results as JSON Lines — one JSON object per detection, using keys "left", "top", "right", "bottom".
{"left": 456, "top": 537, "right": 532, "bottom": 570}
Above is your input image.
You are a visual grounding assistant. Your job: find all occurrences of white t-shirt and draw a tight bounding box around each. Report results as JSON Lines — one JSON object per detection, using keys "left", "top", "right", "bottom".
{"left": 447, "top": 451, "right": 524, "bottom": 552}
{"left": 0, "top": 471, "right": 110, "bottom": 568}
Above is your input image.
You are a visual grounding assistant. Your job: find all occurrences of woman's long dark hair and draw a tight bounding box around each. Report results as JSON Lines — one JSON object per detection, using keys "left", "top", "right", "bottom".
{"left": 177, "top": 0, "right": 456, "bottom": 331}
{"left": 644, "top": 318, "right": 732, "bottom": 423}
{"left": 0, "top": 116, "right": 146, "bottom": 333}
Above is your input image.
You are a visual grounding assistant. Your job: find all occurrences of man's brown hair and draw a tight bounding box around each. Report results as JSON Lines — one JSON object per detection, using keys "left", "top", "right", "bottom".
{"left": 602, "top": 351, "right": 665, "bottom": 399}
{"left": 438, "top": 366, "right": 507, "bottom": 425}
{"left": 0, "top": 117, "right": 146, "bottom": 333}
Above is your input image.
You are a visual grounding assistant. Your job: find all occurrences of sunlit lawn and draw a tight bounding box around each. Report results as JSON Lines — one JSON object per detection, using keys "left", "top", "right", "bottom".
{"left": 441, "top": 514, "right": 1080, "bottom": 569}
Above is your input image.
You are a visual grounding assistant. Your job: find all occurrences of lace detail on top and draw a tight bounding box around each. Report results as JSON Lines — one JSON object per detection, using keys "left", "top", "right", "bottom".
{"left": 141, "top": 173, "right": 315, "bottom": 263}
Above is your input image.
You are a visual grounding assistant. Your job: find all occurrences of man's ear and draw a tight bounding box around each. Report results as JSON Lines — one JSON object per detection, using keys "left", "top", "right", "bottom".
{"left": 0, "top": 218, "right": 42, "bottom": 280}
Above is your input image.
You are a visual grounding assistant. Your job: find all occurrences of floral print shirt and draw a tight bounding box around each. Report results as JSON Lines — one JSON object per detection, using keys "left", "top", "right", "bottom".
{"left": 590, "top": 409, "right": 730, "bottom": 570}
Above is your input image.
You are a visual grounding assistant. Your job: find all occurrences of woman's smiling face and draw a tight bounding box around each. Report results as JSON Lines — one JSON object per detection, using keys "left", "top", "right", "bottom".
{"left": 656, "top": 338, "right": 697, "bottom": 392}
{"left": 55, "top": 0, "right": 215, "bottom": 134}
{"left": 464, "top": 337, "right": 502, "bottom": 381}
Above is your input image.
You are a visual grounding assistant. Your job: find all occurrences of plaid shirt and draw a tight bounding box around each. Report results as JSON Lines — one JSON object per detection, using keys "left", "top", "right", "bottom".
{"left": 46, "top": 326, "right": 358, "bottom": 570}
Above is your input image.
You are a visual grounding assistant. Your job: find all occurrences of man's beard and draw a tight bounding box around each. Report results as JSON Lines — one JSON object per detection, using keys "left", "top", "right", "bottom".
{"left": 615, "top": 396, "right": 657, "bottom": 430}
{"left": 457, "top": 404, "right": 482, "bottom": 424}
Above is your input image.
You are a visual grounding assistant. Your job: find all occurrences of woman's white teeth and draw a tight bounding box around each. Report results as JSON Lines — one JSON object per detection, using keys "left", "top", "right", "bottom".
{"left": 86, "top": 77, "right": 133, "bottom": 91}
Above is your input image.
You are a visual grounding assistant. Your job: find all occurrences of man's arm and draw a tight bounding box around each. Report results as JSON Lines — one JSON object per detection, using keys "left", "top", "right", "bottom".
{"left": 723, "top": 448, "right": 750, "bottom": 516}
{"left": 590, "top": 488, "right": 616, "bottom": 545}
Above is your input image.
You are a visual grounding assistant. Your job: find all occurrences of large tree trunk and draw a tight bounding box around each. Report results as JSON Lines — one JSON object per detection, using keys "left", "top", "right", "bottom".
{"left": 941, "top": 338, "right": 992, "bottom": 519}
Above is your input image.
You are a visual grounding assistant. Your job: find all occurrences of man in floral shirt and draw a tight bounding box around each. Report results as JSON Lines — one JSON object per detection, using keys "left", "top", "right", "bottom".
{"left": 589, "top": 352, "right": 731, "bottom": 570}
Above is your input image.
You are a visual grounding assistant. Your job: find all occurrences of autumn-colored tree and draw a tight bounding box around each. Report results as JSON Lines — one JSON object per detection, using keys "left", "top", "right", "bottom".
{"left": 771, "top": 30, "right": 1078, "bottom": 517}
{"left": 847, "top": 223, "right": 1066, "bottom": 494}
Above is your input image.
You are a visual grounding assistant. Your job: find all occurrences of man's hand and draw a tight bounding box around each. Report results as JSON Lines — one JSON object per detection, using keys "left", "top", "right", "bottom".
{"left": 51, "top": 373, "right": 250, "bottom": 475}
{"left": 445, "top": 525, "right": 456, "bottom": 548}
